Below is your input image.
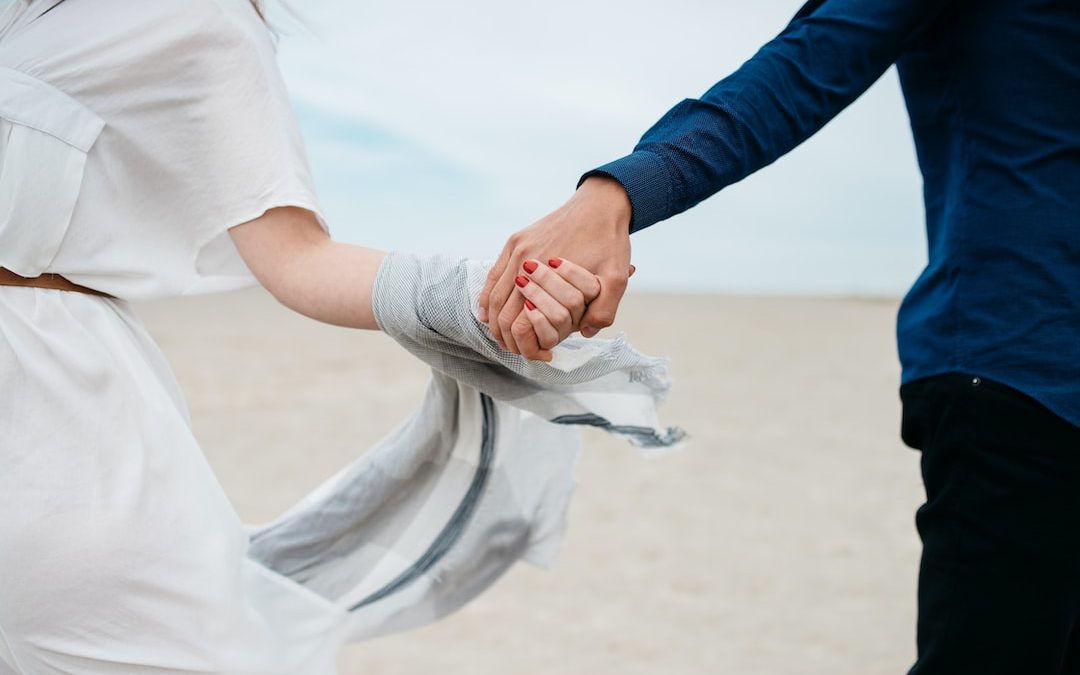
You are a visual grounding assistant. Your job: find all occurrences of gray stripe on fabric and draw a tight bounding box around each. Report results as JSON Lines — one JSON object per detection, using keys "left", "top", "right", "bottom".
{"left": 348, "top": 392, "right": 497, "bottom": 612}
{"left": 551, "top": 413, "right": 686, "bottom": 448}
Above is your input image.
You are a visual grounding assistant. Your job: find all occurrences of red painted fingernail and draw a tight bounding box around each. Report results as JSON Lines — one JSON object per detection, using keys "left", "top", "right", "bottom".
{"left": 522, "top": 260, "right": 538, "bottom": 274}
{"left": 548, "top": 258, "right": 563, "bottom": 269}
{"left": 515, "top": 275, "right": 529, "bottom": 288}
{"left": 524, "top": 299, "right": 537, "bottom": 311}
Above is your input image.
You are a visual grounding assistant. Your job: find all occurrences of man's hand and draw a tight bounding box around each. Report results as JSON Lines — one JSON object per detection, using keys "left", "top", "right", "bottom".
{"left": 479, "top": 175, "right": 633, "bottom": 358}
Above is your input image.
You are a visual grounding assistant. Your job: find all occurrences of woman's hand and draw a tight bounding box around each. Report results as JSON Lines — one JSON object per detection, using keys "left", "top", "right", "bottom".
{"left": 509, "top": 257, "right": 602, "bottom": 362}
{"left": 479, "top": 176, "right": 633, "bottom": 354}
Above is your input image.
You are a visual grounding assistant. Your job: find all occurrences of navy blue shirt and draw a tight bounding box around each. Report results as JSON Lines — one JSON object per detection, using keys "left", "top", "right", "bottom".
{"left": 586, "top": 0, "right": 1080, "bottom": 426}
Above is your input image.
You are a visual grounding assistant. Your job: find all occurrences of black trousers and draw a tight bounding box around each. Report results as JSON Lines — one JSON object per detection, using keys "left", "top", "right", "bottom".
{"left": 902, "top": 373, "right": 1080, "bottom": 674}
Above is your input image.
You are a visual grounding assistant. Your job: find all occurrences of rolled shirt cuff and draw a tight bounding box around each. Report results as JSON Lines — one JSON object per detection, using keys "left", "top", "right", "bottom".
{"left": 578, "top": 150, "right": 673, "bottom": 234}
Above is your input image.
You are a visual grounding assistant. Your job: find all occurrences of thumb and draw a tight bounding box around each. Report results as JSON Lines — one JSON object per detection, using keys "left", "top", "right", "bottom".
{"left": 579, "top": 287, "right": 623, "bottom": 339}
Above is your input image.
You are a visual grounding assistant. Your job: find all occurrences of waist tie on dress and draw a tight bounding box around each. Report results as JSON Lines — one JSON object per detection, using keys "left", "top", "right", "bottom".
{"left": 0, "top": 267, "right": 114, "bottom": 298}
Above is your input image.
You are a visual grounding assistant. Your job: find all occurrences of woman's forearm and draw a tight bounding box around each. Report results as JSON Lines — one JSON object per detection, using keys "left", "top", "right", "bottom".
{"left": 229, "top": 206, "right": 386, "bottom": 330}
{"left": 268, "top": 237, "right": 386, "bottom": 329}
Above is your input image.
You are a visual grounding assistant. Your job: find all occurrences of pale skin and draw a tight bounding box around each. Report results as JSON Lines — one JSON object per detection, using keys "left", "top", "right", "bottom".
{"left": 228, "top": 206, "right": 387, "bottom": 330}
{"left": 510, "top": 256, "right": 603, "bottom": 361}
{"left": 478, "top": 175, "right": 635, "bottom": 360}
{"left": 227, "top": 206, "right": 598, "bottom": 348}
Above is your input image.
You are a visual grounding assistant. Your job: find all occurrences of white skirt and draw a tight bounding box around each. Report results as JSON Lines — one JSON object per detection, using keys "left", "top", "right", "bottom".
{"left": 0, "top": 287, "right": 345, "bottom": 673}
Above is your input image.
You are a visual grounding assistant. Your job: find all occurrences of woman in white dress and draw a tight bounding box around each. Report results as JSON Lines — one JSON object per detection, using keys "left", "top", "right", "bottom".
{"left": 0, "top": 1, "right": 680, "bottom": 673}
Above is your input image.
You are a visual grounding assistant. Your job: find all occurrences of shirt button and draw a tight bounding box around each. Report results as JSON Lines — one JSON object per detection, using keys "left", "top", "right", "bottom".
{"left": 971, "top": 377, "right": 982, "bottom": 387}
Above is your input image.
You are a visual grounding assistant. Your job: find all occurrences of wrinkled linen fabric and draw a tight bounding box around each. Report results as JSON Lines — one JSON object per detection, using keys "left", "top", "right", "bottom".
{"left": 372, "top": 253, "right": 683, "bottom": 451}
{"left": 247, "top": 253, "right": 684, "bottom": 642}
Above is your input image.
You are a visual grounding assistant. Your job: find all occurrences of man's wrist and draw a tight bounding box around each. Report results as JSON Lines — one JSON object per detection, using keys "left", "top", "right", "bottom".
{"left": 578, "top": 175, "right": 632, "bottom": 234}
{"left": 580, "top": 151, "right": 673, "bottom": 233}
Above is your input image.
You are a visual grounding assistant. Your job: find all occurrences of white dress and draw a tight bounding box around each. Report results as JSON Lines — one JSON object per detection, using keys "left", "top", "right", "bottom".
{"left": 0, "top": 1, "right": 682, "bottom": 673}
{"left": 0, "top": 0, "right": 343, "bottom": 672}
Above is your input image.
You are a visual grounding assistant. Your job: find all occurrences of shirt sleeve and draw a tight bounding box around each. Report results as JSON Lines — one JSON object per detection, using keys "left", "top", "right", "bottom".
{"left": 582, "top": 0, "right": 955, "bottom": 233}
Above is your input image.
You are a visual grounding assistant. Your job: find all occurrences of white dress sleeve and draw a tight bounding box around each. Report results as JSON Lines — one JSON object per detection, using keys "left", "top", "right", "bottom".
{"left": 0, "top": 0, "right": 328, "bottom": 297}
{"left": 177, "top": 1, "right": 330, "bottom": 283}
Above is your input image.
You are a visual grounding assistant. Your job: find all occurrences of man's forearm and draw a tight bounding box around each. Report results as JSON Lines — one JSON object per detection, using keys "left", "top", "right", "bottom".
{"left": 584, "top": 0, "right": 954, "bottom": 234}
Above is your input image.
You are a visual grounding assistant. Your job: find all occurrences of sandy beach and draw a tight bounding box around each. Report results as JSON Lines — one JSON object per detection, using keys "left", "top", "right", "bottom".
{"left": 135, "top": 289, "right": 924, "bottom": 675}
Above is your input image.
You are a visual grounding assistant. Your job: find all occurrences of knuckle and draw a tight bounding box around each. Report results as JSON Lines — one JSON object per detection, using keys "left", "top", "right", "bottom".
{"left": 569, "top": 291, "right": 586, "bottom": 314}
{"left": 510, "top": 321, "right": 531, "bottom": 339}
{"left": 604, "top": 274, "right": 628, "bottom": 293}
{"left": 554, "top": 306, "right": 572, "bottom": 327}
{"left": 498, "top": 313, "right": 515, "bottom": 333}
{"left": 590, "top": 308, "right": 616, "bottom": 327}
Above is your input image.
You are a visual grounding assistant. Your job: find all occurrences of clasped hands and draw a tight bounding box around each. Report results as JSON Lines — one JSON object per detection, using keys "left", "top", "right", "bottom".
{"left": 478, "top": 176, "right": 634, "bottom": 362}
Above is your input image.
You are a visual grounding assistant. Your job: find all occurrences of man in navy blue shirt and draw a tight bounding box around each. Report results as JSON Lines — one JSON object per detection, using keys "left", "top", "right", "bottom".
{"left": 480, "top": 0, "right": 1080, "bottom": 671}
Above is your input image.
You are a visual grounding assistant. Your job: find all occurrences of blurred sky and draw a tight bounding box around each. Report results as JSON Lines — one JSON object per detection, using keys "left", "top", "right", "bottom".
{"left": 270, "top": 0, "right": 929, "bottom": 296}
